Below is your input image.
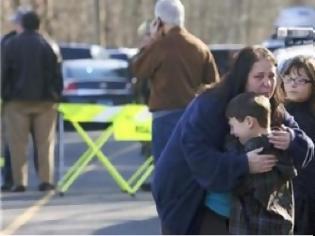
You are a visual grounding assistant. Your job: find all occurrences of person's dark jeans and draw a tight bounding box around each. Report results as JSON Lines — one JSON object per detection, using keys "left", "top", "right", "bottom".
{"left": 294, "top": 192, "right": 314, "bottom": 235}
{"left": 199, "top": 207, "right": 229, "bottom": 235}
{"left": 152, "top": 110, "right": 184, "bottom": 163}
{"left": 141, "top": 109, "right": 184, "bottom": 191}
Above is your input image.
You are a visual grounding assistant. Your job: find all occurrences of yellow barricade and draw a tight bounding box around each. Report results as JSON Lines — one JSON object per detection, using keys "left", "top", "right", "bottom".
{"left": 113, "top": 104, "right": 151, "bottom": 141}
{"left": 57, "top": 103, "right": 153, "bottom": 196}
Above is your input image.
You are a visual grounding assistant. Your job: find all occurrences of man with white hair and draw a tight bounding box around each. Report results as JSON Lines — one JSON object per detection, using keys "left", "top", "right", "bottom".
{"left": 131, "top": 0, "right": 219, "bottom": 169}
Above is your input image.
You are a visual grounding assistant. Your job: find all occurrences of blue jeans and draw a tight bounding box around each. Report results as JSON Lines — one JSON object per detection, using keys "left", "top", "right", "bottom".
{"left": 152, "top": 110, "right": 184, "bottom": 164}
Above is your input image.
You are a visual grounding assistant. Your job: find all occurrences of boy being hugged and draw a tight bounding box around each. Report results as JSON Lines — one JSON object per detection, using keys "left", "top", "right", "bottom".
{"left": 226, "top": 92, "right": 296, "bottom": 235}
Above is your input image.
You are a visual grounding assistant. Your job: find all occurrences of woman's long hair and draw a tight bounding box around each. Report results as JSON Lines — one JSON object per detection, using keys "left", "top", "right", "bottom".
{"left": 206, "top": 46, "right": 285, "bottom": 125}
{"left": 281, "top": 55, "right": 315, "bottom": 116}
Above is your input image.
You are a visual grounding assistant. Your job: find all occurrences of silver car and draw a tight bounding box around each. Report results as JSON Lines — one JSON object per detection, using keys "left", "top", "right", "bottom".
{"left": 62, "top": 58, "right": 134, "bottom": 105}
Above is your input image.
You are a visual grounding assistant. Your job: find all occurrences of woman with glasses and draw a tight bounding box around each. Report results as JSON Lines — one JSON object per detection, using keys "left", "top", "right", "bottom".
{"left": 281, "top": 55, "right": 315, "bottom": 235}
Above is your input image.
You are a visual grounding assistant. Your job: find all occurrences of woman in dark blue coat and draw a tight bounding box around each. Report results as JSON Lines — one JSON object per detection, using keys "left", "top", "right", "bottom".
{"left": 281, "top": 55, "right": 315, "bottom": 235}
{"left": 152, "top": 46, "right": 314, "bottom": 234}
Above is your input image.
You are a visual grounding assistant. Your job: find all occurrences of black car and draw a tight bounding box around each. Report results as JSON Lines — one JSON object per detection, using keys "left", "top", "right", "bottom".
{"left": 209, "top": 44, "right": 244, "bottom": 76}
{"left": 59, "top": 43, "right": 93, "bottom": 60}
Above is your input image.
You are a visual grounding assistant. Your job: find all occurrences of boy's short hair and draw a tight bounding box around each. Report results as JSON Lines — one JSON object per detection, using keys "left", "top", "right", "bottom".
{"left": 226, "top": 92, "right": 271, "bottom": 128}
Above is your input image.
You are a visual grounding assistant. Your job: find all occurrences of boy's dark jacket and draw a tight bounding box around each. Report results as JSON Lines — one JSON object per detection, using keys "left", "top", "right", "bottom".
{"left": 227, "top": 135, "right": 296, "bottom": 234}
{"left": 230, "top": 135, "right": 296, "bottom": 208}
{"left": 152, "top": 89, "right": 314, "bottom": 234}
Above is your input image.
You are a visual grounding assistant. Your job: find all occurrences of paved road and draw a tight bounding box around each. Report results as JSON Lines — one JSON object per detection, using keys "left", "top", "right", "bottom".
{"left": 1, "top": 130, "right": 160, "bottom": 235}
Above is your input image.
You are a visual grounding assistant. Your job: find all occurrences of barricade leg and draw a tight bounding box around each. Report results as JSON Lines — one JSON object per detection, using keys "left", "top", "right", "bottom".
{"left": 57, "top": 112, "right": 155, "bottom": 195}
{"left": 58, "top": 131, "right": 109, "bottom": 185}
{"left": 58, "top": 114, "right": 65, "bottom": 182}
{"left": 58, "top": 149, "right": 95, "bottom": 193}
{"left": 73, "top": 123, "right": 133, "bottom": 193}
{"left": 0, "top": 157, "right": 4, "bottom": 167}
{"left": 57, "top": 121, "right": 113, "bottom": 193}
{"left": 129, "top": 162, "right": 154, "bottom": 195}
{"left": 127, "top": 156, "right": 153, "bottom": 185}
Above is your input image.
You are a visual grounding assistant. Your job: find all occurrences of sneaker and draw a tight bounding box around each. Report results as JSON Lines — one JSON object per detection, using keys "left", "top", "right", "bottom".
{"left": 38, "top": 182, "right": 55, "bottom": 191}
{"left": 12, "top": 185, "right": 26, "bottom": 192}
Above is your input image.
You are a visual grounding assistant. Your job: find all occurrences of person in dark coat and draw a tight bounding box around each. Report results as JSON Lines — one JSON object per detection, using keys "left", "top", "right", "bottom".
{"left": 1, "top": 7, "right": 28, "bottom": 191}
{"left": 2, "top": 11, "right": 63, "bottom": 192}
{"left": 281, "top": 55, "right": 315, "bottom": 235}
{"left": 151, "top": 46, "right": 314, "bottom": 234}
{"left": 0, "top": 7, "right": 61, "bottom": 191}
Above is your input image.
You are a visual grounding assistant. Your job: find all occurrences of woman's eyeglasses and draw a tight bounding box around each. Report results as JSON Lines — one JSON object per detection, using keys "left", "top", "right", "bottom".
{"left": 282, "top": 76, "right": 313, "bottom": 85}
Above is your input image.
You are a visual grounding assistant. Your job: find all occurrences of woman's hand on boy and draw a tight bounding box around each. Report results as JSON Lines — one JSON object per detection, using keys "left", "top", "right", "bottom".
{"left": 268, "top": 125, "right": 291, "bottom": 150}
{"left": 247, "top": 147, "right": 278, "bottom": 173}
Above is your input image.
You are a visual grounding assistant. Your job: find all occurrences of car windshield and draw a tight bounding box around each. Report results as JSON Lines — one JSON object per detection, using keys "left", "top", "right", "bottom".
{"left": 64, "top": 66, "right": 128, "bottom": 80}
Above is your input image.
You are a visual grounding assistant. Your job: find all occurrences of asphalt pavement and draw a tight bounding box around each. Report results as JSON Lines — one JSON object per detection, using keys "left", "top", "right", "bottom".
{"left": 1, "top": 131, "right": 160, "bottom": 235}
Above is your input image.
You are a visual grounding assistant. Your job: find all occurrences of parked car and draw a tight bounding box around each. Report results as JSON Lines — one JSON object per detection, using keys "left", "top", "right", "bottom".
{"left": 273, "top": 27, "right": 315, "bottom": 72}
{"left": 209, "top": 44, "right": 244, "bottom": 76}
{"left": 62, "top": 58, "right": 134, "bottom": 105}
{"left": 262, "top": 35, "right": 286, "bottom": 52}
{"left": 59, "top": 43, "right": 94, "bottom": 60}
{"left": 263, "top": 5, "right": 315, "bottom": 51}
{"left": 59, "top": 43, "right": 138, "bottom": 61}
{"left": 105, "top": 48, "right": 138, "bottom": 61}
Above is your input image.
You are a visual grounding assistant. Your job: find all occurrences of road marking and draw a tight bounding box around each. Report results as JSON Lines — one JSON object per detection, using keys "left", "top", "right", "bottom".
{"left": 1, "top": 191, "right": 54, "bottom": 235}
